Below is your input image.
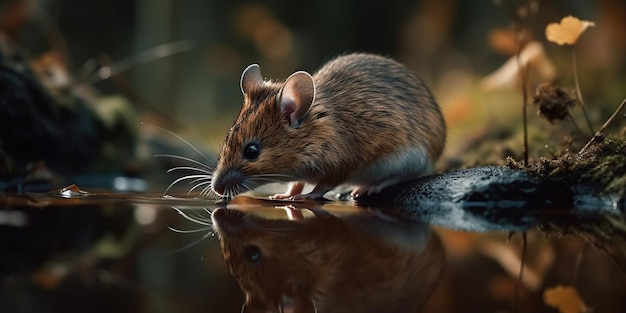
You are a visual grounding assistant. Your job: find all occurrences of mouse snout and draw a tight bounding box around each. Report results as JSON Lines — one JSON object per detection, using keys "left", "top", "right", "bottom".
{"left": 211, "top": 207, "right": 226, "bottom": 220}
{"left": 212, "top": 169, "right": 245, "bottom": 196}
{"left": 211, "top": 208, "right": 246, "bottom": 234}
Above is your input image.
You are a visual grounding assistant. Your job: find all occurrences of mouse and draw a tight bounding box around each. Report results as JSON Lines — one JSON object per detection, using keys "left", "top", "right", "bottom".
{"left": 211, "top": 53, "right": 446, "bottom": 200}
{"left": 210, "top": 204, "right": 445, "bottom": 313}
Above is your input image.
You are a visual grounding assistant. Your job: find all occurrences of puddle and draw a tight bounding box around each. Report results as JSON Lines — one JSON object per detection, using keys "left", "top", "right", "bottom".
{"left": 1, "top": 186, "right": 625, "bottom": 313}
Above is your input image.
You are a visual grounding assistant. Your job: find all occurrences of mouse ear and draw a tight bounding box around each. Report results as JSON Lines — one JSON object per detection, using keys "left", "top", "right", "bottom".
{"left": 277, "top": 71, "right": 315, "bottom": 128}
{"left": 240, "top": 64, "right": 264, "bottom": 95}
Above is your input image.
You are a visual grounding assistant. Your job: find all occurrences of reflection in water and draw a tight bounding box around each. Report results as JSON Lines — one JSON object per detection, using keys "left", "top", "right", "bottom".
{"left": 211, "top": 201, "right": 445, "bottom": 313}
{"left": 2, "top": 190, "right": 626, "bottom": 312}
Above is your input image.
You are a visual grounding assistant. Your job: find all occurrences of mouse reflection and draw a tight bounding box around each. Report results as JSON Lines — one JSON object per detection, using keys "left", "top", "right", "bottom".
{"left": 210, "top": 201, "right": 445, "bottom": 313}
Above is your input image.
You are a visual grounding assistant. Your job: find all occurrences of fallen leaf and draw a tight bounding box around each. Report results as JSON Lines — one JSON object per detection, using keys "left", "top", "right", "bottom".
{"left": 544, "top": 285, "right": 589, "bottom": 313}
{"left": 479, "top": 41, "right": 556, "bottom": 91}
{"left": 487, "top": 27, "right": 532, "bottom": 56}
{"left": 479, "top": 236, "right": 552, "bottom": 291}
{"left": 545, "top": 15, "right": 595, "bottom": 46}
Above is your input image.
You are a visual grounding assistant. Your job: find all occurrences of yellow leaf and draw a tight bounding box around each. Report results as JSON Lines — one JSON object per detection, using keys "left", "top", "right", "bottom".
{"left": 543, "top": 285, "right": 589, "bottom": 313}
{"left": 545, "top": 15, "right": 595, "bottom": 45}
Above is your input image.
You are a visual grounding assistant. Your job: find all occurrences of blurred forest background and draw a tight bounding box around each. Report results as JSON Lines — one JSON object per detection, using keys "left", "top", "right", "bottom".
{"left": 3, "top": 0, "right": 626, "bottom": 170}
{"left": 2, "top": 1, "right": 626, "bottom": 313}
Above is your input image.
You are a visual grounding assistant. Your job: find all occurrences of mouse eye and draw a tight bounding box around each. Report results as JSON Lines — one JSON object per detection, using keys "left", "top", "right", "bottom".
{"left": 243, "top": 142, "right": 261, "bottom": 160}
{"left": 243, "top": 245, "right": 261, "bottom": 262}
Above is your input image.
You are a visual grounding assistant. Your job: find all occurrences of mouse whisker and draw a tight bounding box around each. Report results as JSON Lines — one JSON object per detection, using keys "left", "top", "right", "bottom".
{"left": 150, "top": 125, "right": 214, "bottom": 165}
{"left": 222, "top": 187, "right": 235, "bottom": 200}
{"left": 171, "top": 207, "right": 212, "bottom": 225}
{"left": 199, "top": 184, "right": 216, "bottom": 197}
{"left": 166, "top": 166, "right": 213, "bottom": 174}
{"left": 187, "top": 177, "right": 213, "bottom": 195}
{"left": 184, "top": 209, "right": 212, "bottom": 226}
{"left": 187, "top": 176, "right": 212, "bottom": 184}
{"left": 163, "top": 174, "right": 213, "bottom": 196}
{"left": 188, "top": 179, "right": 212, "bottom": 193}
{"left": 241, "top": 181, "right": 256, "bottom": 194}
{"left": 172, "top": 206, "right": 213, "bottom": 226}
{"left": 181, "top": 207, "right": 213, "bottom": 223}
{"left": 168, "top": 225, "right": 212, "bottom": 234}
{"left": 155, "top": 154, "right": 214, "bottom": 171}
{"left": 233, "top": 185, "right": 245, "bottom": 197}
{"left": 164, "top": 230, "right": 213, "bottom": 255}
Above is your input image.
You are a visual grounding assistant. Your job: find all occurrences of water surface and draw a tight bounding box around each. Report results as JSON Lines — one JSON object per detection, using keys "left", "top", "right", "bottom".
{"left": 1, "top": 186, "right": 625, "bottom": 313}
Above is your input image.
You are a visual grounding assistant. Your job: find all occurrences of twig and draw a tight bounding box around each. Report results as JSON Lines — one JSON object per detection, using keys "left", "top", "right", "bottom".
{"left": 544, "top": 145, "right": 558, "bottom": 159}
{"left": 82, "top": 40, "right": 194, "bottom": 84}
{"left": 517, "top": 52, "right": 529, "bottom": 167}
{"left": 514, "top": 231, "right": 528, "bottom": 313}
{"left": 567, "top": 112, "right": 585, "bottom": 137}
{"left": 579, "top": 95, "right": 626, "bottom": 154}
{"left": 572, "top": 47, "right": 595, "bottom": 136}
{"left": 497, "top": 0, "right": 532, "bottom": 167}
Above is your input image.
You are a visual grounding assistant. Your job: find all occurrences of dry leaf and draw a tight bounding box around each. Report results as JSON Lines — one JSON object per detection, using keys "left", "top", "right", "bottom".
{"left": 545, "top": 15, "right": 595, "bottom": 46}
{"left": 488, "top": 27, "right": 532, "bottom": 56}
{"left": 479, "top": 41, "right": 556, "bottom": 91}
{"left": 544, "top": 285, "right": 589, "bottom": 313}
{"left": 479, "top": 237, "right": 553, "bottom": 291}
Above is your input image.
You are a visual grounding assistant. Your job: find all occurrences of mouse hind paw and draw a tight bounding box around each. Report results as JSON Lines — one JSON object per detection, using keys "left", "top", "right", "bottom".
{"left": 351, "top": 177, "right": 405, "bottom": 198}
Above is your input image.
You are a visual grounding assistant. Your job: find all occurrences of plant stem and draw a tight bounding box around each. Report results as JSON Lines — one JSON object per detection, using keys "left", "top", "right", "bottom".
{"left": 579, "top": 95, "right": 626, "bottom": 154}
{"left": 516, "top": 52, "right": 529, "bottom": 167}
{"left": 567, "top": 112, "right": 585, "bottom": 137}
{"left": 572, "top": 47, "right": 594, "bottom": 136}
{"left": 514, "top": 232, "right": 528, "bottom": 313}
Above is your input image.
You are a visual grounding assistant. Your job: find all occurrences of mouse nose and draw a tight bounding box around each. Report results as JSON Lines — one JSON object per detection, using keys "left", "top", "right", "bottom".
{"left": 211, "top": 207, "right": 226, "bottom": 220}
{"left": 212, "top": 169, "right": 245, "bottom": 196}
{"left": 211, "top": 208, "right": 246, "bottom": 234}
{"left": 212, "top": 184, "right": 225, "bottom": 195}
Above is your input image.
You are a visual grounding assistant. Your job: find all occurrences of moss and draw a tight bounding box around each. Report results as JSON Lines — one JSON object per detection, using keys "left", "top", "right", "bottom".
{"left": 509, "top": 135, "right": 626, "bottom": 197}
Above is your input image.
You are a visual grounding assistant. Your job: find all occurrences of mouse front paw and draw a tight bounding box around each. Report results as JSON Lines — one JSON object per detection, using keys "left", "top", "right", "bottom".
{"left": 269, "top": 181, "right": 306, "bottom": 200}
{"left": 270, "top": 193, "right": 296, "bottom": 200}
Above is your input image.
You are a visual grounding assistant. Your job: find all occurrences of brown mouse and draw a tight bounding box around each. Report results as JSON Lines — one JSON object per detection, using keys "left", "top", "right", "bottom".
{"left": 211, "top": 53, "right": 446, "bottom": 200}
{"left": 210, "top": 202, "right": 445, "bottom": 313}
